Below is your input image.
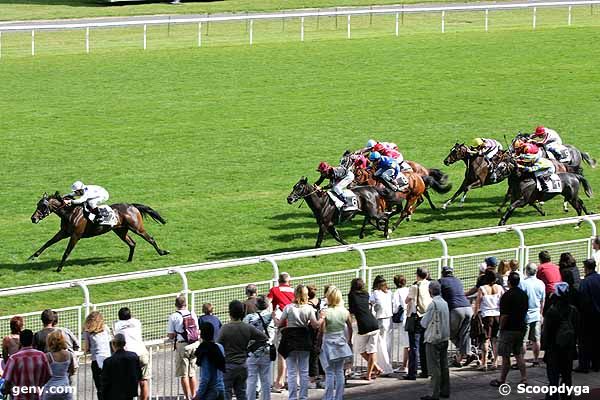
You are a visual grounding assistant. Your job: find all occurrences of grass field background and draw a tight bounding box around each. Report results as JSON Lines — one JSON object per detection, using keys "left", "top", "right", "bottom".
{"left": 1, "top": 20, "right": 600, "bottom": 314}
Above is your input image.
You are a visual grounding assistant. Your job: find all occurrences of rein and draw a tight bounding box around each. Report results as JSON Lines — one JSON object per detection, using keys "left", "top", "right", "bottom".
{"left": 295, "top": 186, "right": 321, "bottom": 208}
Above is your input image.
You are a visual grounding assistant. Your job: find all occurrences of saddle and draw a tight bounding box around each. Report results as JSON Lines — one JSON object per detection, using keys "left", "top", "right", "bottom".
{"left": 84, "top": 204, "right": 118, "bottom": 226}
{"left": 537, "top": 174, "right": 562, "bottom": 193}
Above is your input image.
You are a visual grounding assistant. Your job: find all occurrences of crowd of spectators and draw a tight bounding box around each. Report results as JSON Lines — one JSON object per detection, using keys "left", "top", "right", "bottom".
{"left": 1, "top": 246, "right": 600, "bottom": 400}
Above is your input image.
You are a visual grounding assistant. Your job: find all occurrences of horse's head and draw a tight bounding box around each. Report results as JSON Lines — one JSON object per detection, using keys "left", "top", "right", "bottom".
{"left": 287, "top": 177, "right": 311, "bottom": 204}
{"left": 443, "top": 143, "right": 468, "bottom": 166}
{"left": 31, "top": 192, "right": 64, "bottom": 224}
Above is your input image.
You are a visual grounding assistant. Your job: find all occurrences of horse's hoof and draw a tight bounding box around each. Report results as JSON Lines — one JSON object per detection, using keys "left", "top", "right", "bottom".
{"left": 359, "top": 234, "right": 365, "bottom": 239}
{"left": 27, "top": 255, "right": 37, "bottom": 262}
{"left": 161, "top": 250, "right": 170, "bottom": 256}
{"left": 441, "top": 203, "right": 448, "bottom": 210}
{"left": 458, "top": 202, "right": 465, "bottom": 208}
{"left": 55, "top": 267, "right": 63, "bottom": 272}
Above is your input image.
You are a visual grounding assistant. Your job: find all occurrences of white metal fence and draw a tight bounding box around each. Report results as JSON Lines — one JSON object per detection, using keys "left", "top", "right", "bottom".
{"left": 0, "top": 214, "right": 598, "bottom": 399}
{"left": 0, "top": 0, "right": 599, "bottom": 57}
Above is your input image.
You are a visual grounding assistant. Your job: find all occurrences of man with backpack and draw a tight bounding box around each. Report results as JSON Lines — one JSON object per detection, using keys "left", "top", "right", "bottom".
{"left": 167, "top": 295, "right": 200, "bottom": 400}
{"left": 541, "top": 282, "right": 579, "bottom": 400}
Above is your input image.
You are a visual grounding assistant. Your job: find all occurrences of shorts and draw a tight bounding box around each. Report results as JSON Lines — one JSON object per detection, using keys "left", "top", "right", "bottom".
{"left": 497, "top": 330, "right": 526, "bottom": 357}
{"left": 354, "top": 330, "right": 379, "bottom": 354}
{"left": 482, "top": 316, "right": 500, "bottom": 340}
{"left": 175, "top": 341, "right": 199, "bottom": 377}
{"left": 523, "top": 321, "right": 541, "bottom": 344}
{"left": 139, "top": 351, "right": 151, "bottom": 380}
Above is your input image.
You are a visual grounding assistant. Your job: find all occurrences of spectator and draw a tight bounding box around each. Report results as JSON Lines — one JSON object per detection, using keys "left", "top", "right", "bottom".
{"left": 575, "top": 258, "right": 600, "bottom": 373}
{"left": 306, "top": 284, "right": 323, "bottom": 389}
{"left": 537, "top": 251, "right": 562, "bottom": 295}
{"left": 243, "top": 295, "right": 275, "bottom": 400}
{"left": 348, "top": 278, "right": 381, "bottom": 381}
{"left": 41, "top": 330, "right": 75, "bottom": 400}
{"left": 439, "top": 266, "right": 473, "bottom": 367}
{"left": 244, "top": 284, "right": 258, "bottom": 315}
{"left": 53, "top": 311, "right": 80, "bottom": 355}
{"left": 2, "top": 316, "right": 23, "bottom": 362}
{"left": 558, "top": 252, "right": 581, "bottom": 291}
{"left": 498, "top": 260, "right": 511, "bottom": 289}
{"left": 490, "top": 272, "right": 529, "bottom": 388}
{"left": 474, "top": 269, "right": 504, "bottom": 371}
{"left": 420, "top": 281, "right": 450, "bottom": 400}
{"left": 2, "top": 329, "right": 50, "bottom": 400}
{"left": 267, "top": 272, "right": 295, "bottom": 392}
{"left": 541, "top": 282, "right": 579, "bottom": 400}
{"left": 219, "top": 300, "right": 268, "bottom": 400}
{"left": 83, "top": 311, "right": 112, "bottom": 400}
{"left": 404, "top": 267, "right": 432, "bottom": 380}
{"left": 33, "top": 309, "right": 57, "bottom": 352}
{"left": 114, "top": 307, "right": 150, "bottom": 400}
{"left": 194, "top": 322, "right": 226, "bottom": 400}
{"left": 167, "top": 295, "right": 200, "bottom": 400}
{"left": 392, "top": 274, "right": 410, "bottom": 374}
{"left": 198, "top": 303, "right": 223, "bottom": 340}
{"left": 370, "top": 275, "right": 394, "bottom": 376}
{"left": 485, "top": 256, "right": 499, "bottom": 270}
{"left": 593, "top": 237, "right": 600, "bottom": 266}
{"left": 319, "top": 286, "right": 353, "bottom": 400}
{"left": 520, "top": 263, "right": 545, "bottom": 366}
{"left": 102, "top": 334, "right": 142, "bottom": 400}
{"left": 276, "top": 285, "right": 320, "bottom": 400}
{"left": 464, "top": 262, "right": 490, "bottom": 297}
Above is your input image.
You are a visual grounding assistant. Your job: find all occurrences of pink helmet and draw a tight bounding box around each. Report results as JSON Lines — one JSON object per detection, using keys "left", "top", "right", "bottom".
{"left": 316, "top": 162, "right": 332, "bottom": 173}
{"left": 524, "top": 143, "right": 539, "bottom": 155}
{"left": 534, "top": 126, "right": 546, "bottom": 136}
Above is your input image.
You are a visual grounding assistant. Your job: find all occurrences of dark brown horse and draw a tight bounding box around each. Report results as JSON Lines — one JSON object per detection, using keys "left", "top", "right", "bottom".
{"left": 30, "top": 192, "right": 169, "bottom": 272}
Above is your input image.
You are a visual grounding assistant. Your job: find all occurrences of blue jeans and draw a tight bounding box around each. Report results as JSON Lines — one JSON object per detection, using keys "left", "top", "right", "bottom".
{"left": 224, "top": 363, "right": 247, "bottom": 400}
{"left": 246, "top": 353, "right": 272, "bottom": 400}
{"left": 323, "top": 359, "right": 345, "bottom": 400}
{"left": 287, "top": 351, "right": 310, "bottom": 400}
{"left": 408, "top": 323, "right": 428, "bottom": 378}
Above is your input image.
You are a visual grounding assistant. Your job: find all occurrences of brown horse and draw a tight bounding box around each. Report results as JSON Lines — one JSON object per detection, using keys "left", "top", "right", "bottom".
{"left": 405, "top": 160, "right": 451, "bottom": 209}
{"left": 30, "top": 192, "right": 169, "bottom": 272}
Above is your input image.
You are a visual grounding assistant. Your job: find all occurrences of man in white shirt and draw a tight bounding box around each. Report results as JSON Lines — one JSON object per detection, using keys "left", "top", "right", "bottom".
{"left": 167, "top": 295, "right": 199, "bottom": 400}
{"left": 114, "top": 307, "right": 150, "bottom": 400}
{"left": 593, "top": 237, "right": 600, "bottom": 267}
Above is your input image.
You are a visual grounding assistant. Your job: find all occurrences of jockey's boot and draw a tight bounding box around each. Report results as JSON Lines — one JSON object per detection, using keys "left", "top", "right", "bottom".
{"left": 88, "top": 208, "right": 100, "bottom": 223}
{"left": 383, "top": 180, "right": 400, "bottom": 192}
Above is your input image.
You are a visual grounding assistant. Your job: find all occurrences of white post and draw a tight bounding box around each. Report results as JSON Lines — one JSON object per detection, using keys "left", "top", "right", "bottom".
{"left": 249, "top": 19, "right": 253, "bottom": 45}
{"left": 31, "top": 30, "right": 35, "bottom": 56}
{"left": 0, "top": 31, "right": 2, "bottom": 60}
{"left": 143, "top": 24, "right": 147, "bottom": 50}
{"left": 395, "top": 12, "right": 399, "bottom": 36}
{"left": 485, "top": 9, "right": 489, "bottom": 32}
{"left": 347, "top": 15, "right": 351, "bottom": 39}
{"left": 533, "top": 7, "right": 537, "bottom": 30}
{"left": 568, "top": 5, "right": 572, "bottom": 26}
{"left": 301, "top": 16, "right": 304, "bottom": 42}
{"left": 198, "top": 22, "right": 202, "bottom": 47}
{"left": 85, "top": 27, "right": 89, "bottom": 54}
{"left": 441, "top": 11, "right": 445, "bottom": 33}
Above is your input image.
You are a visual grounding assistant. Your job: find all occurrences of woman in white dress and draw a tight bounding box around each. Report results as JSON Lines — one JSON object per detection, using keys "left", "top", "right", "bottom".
{"left": 369, "top": 275, "right": 393, "bottom": 376}
{"left": 392, "top": 275, "right": 410, "bottom": 374}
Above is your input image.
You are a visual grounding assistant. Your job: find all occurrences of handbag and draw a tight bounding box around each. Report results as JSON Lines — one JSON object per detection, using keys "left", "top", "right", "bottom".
{"left": 392, "top": 294, "right": 405, "bottom": 324}
{"left": 405, "top": 282, "right": 422, "bottom": 333}
{"left": 470, "top": 313, "right": 485, "bottom": 340}
{"left": 257, "top": 312, "right": 277, "bottom": 361}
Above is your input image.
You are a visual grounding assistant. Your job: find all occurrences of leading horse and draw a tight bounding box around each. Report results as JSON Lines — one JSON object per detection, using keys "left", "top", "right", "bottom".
{"left": 30, "top": 192, "right": 169, "bottom": 271}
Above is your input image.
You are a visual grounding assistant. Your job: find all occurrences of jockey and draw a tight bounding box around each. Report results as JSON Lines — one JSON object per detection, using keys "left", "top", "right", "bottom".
{"left": 517, "top": 155, "right": 556, "bottom": 192}
{"left": 369, "top": 151, "right": 408, "bottom": 192}
{"left": 65, "top": 181, "right": 110, "bottom": 222}
{"left": 361, "top": 139, "right": 399, "bottom": 155}
{"left": 373, "top": 143, "right": 413, "bottom": 172}
{"left": 315, "top": 162, "right": 356, "bottom": 210}
{"left": 531, "top": 126, "right": 569, "bottom": 162}
{"left": 511, "top": 138, "right": 526, "bottom": 155}
{"left": 515, "top": 143, "right": 541, "bottom": 164}
{"left": 471, "top": 137, "right": 503, "bottom": 180}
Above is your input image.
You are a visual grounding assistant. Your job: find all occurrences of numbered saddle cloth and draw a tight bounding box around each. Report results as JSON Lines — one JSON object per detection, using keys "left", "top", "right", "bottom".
{"left": 89, "top": 205, "right": 118, "bottom": 226}
{"left": 538, "top": 174, "right": 562, "bottom": 193}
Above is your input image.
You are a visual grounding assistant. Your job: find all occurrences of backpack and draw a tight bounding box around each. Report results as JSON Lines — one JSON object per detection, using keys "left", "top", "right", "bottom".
{"left": 554, "top": 307, "right": 576, "bottom": 349}
{"left": 177, "top": 311, "right": 199, "bottom": 344}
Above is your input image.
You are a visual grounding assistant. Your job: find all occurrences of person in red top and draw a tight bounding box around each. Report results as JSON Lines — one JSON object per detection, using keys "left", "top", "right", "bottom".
{"left": 3, "top": 329, "right": 51, "bottom": 400}
{"left": 267, "top": 272, "right": 295, "bottom": 392}
{"left": 536, "top": 251, "right": 562, "bottom": 295}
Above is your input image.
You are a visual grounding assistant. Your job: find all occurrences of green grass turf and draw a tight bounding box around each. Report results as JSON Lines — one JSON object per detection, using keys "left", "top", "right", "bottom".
{"left": 1, "top": 21, "right": 600, "bottom": 315}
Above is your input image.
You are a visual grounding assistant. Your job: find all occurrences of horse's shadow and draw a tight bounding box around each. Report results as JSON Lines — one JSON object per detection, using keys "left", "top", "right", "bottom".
{"left": 0, "top": 257, "right": 118, "bottom": 273}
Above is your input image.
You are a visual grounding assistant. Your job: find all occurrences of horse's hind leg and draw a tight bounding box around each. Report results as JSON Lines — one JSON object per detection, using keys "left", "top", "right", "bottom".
{"left": 423, "top": 191, "right": 436, "bottom": 210}
{"left": 29, "top": 230, "right": 68, "bottom": 261}
{"left": 359, "top": 217, "right": 369, "bottom": 239}
{"left": 131, "top": 227, "right": 169, "bottom": 256}
{"left": 114, "top": 228, "right": 137, "bottom": 262}
{"left": 327, "top": 225, "right": 348, "bottom": 245}
{"left": 531, "top": 202, "right": 546, "bottom": 217}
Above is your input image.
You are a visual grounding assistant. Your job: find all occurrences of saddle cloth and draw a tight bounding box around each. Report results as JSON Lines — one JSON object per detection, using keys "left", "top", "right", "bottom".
{"left": 327, "top": 190, "right": 358, "bottom": 210}
{"left": 537, "top": 174, "right": 562, "bottom": 193}
{"left": 86, "top": 205, "right": 118, "bottom": 226}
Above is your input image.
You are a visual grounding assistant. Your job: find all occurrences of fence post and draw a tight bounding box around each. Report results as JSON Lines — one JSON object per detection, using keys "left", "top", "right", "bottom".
{"left": 441, "top": 11, "right": 445, "bottom": 33}
{"left": 582, "top": 216, "right": 597, "bottom": 259}
{"left": 143, "top": 24, "right": 147, "bottom": 50}
{"left": 73, "top": 281, "right": 91, "bottom": 319}
{"left": 511, "top": 227, "right": 526, "bottom": 273}
{"left": 533, "top": 7, "right": 537, "bottom": 30}
{"left": 31, "top": 30, "right": 35, "bottom": 56}
{"left": 349, "top": 245, "right": 367, "bottom": 283}
{"left": 432, "top": 236, "right": 449, "bottom": 278}
{"left": 347, "top": 15, "right": 351, "bottom": 39}
{"left": 0, "top": 31, "right": 2, "bottom": 59}
{"left": 568, "top": 5, "right": 572, "bottom": 26}
{"left": 85, "top": 27, "right": 90, "bottom": 54}
{"left": 171, "top": 268, "right": 189, "bottom": 298}
{"left": 260, "top": 256, "right": 280, "bottom": 288}
{"left": 198, "top": 22, "right": 202, "bottom": 47}
{"left": 485, "top": 9, "right": 489, "bottom": 32}
{"left": 249, "top": 19, "right": 253, "bottom": 45}
{"left": 301, "top": 16, "right": 305, "bottom": 42}
{"left": 395, "top": 12, "right": 399, "bottom": 36}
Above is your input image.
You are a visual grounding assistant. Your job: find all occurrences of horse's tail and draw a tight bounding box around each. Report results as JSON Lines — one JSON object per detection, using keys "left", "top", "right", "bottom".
{"left": 574, "top": 175, "right": 593, "bottom": 198}
{"left": 422, "top": 175, "right": 453, "bottom": 194}
{"left": 428, "top": 168, "right": 449, "bottom": 185}
{"left": 581, "top": 151, "right": 597, "bottom": 169}
{"left": 132, "top": 203, "right": 167, "bottom": 224}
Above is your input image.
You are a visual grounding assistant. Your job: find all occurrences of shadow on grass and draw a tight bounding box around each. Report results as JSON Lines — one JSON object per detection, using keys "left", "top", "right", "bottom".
{"left": 0, "top": 256, "right": 117, "bottom": 273}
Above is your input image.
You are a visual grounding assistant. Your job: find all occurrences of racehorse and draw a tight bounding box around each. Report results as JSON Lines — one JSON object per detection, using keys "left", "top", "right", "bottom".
{"left": 30, "top": 192, "right": 169, "bottom": 272}
{"left": 287, "top": 177, "right": 389, "bottom": 247}
{"left": 496, "top": 160, "right": 593, "bottom": 226}
{"left": 442, "top": 143, "right": 511, "bottom": 209}
{"left": 405, "top": 160, "right": 450, "bottom": 209}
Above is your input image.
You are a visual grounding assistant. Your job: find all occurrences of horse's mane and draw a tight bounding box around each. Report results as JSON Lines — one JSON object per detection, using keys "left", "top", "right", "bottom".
{"left": 48, "top": 191, "right": 63, "bottom": 201}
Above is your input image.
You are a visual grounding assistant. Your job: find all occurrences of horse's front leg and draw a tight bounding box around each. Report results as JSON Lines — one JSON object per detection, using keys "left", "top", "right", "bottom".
{"left": 442, "top": 180, "right": 468, "bottom": 209}
{"left": 315, "top": 225, "right": 326, "bottom": 248}
{"left": 359, "top": 217, "right": 369, "bottom": 239}
{"left": 499, "top": 198, "right": 527, "bottom": 226}
{"left": 29, "top": 231, "right": 69, "bottom": 261}
{"left": 458, "top": 181, "right": 482, "bottom": 207}
{"left": 496, "top": 187, "right": 512, "bottom": 214}
{"left": 56, "top": 234, "right": 81, "bottom": 272}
